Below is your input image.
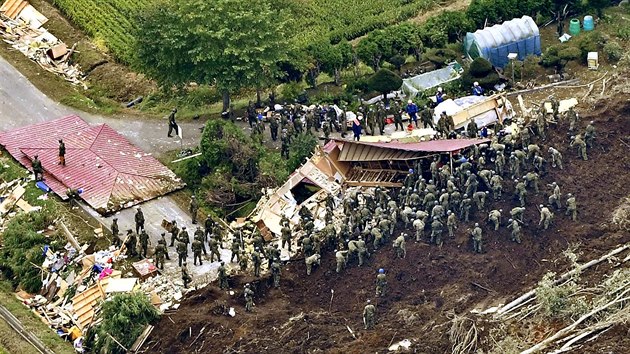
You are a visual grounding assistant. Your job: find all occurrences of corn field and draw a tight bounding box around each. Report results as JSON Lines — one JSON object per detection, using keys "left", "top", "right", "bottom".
{"left": 52, "top": 0, "right": 435, "bottom": 62}
{"left": 52, "top": 0, "right": 153, "bottom": 62}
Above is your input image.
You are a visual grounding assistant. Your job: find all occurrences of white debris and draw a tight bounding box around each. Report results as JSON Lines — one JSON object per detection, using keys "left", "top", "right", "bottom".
{"left": 229, "top": 308, "right": 236, "bottom": 317}
{"left": 388, "top": 339, "right": 412, "bottom": 351}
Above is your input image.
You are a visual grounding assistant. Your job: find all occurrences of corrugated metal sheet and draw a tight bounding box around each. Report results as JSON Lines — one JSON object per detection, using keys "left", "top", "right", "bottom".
{"left": 0, "top": 116, "right": 185, "bottom": 214}
{"left": 338, "top": 142, "right": 418, "bottom": 162}
{"left": 334, "top": 138, "right": 490, "bottom": 155}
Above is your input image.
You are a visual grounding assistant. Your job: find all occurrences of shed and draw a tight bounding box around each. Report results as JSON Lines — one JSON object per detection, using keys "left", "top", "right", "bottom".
{"left": 464, "top": 16, "right": 541, "bottom": 68}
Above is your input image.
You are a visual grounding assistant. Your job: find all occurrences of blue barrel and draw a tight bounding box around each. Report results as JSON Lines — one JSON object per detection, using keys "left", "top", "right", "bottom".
{"left": 569, "top": 19, "right": 581, "bottom": 36}
{"left": 583, "top": 15, "right": 594, "bottom": 31}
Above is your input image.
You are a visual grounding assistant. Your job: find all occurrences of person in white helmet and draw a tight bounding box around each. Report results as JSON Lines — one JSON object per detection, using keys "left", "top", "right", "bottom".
{"left": 472, "top": 81, "right": 484, "bottom": 96}
{"left": 435, "top": 87, "right": 445, "bottom": 103}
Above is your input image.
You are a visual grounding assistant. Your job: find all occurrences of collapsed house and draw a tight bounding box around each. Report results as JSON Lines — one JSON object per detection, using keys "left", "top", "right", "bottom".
{"left": 251, "top": 138, "right": 489, "bottom": 238}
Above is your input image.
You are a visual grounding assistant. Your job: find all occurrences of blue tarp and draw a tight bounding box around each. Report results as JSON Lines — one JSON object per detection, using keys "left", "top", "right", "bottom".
{"left": 464, "top": 16, "right": 541, "bottom": 68}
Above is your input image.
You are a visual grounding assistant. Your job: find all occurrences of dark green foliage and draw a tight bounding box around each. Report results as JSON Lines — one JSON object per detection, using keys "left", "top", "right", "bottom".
{"left": 389, "top": 55, "right": 407, "bottom": 72}
{"left": 469, "top": 57, "right": 493, "bottom": 76}
{"left": 424, "top": 48, "right": 458, "bottom": 68}
{"left": 307, "top": 40, "right": 354, "bottom": 85}
{"left": 345, "top": 77, "right": 371, "bottom": 95}
{"left": 425, "top": 10, "right": 476, "bottom": 43}
{"left": 466, "top": 0, "right": 558, "bottom": 27}
{"left": 258, "top": 152, "right": 290, "bottom": 188}
{"left": 287, "top": 133, "right": 319, "bottom": 172}
{"left": 89, "top": 293, "right": 160, "bottom": 354}
{"left": 0, "top": 211, "right": 55, "bottom": 293}
{"left": 357, "top": 23, "right": 425, "bottom": 70}
{"left": 462, "top": 57, "right": 501, "bottom": 89}
{"left": 133, "top": 0, "right": 290, "bottom": 106}
{"left": 576, "top": 31, "right": 607, "bottom": 63}
{"left": 603, "top": 41, "right": 623, "bottom": 62}
{"left": 368, "top": 69, "right": 403, "bottom": 96}
{"left": 558, "top": 47, "right": 581, "bottom": 61}
{"left": 200, "top": 120, "right": 260, "bottom": 183}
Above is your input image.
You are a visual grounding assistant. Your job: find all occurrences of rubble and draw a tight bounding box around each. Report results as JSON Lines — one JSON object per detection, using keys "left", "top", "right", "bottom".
{"left": 0, "top": 2, "right": 86, "bottom": 88}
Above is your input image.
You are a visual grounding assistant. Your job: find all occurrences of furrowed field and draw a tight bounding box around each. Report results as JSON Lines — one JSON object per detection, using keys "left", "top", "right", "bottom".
{"left": 51, "top": 0, "right": 435, "bottom": 62}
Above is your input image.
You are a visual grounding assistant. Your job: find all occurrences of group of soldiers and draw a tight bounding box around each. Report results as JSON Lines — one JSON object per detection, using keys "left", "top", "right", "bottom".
{"left": 237, "top": 95, "right": 594, "bottom": 328}
{"left": 108, "top": 94, "right": 596, "bottom": 330}
{"left": 245, "top": 96, "right": 460, "bottom": 160}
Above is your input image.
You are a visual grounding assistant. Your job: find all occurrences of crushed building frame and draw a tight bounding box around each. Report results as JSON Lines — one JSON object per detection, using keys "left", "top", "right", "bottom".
{"left": 252, "top": 138, "right": 490, "bottom": 237}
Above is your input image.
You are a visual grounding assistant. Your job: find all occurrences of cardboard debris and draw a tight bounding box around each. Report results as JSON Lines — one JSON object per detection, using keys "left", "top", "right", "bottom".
{"left": 0, "top": 10, "right": 85, "bottom": 87}
{"left": 132, "top": 259, "right": 158, "bottom": 281}
{"left": 47, "top": 43, "right": 67, "bottom": 59}
{"left": 0, "top": 183, "right": 25, "bottom": 215}
{"left": 558, "top": 98, "right": 578, "bottom": 113}
{"left": 16, "top": 198, "right": 41, "bottom": 213}
{"left": 105, "top": 278, "right": 138, "bottom": 293}
{"left": 17, "top": 4, "right": 48, "bottom": 29}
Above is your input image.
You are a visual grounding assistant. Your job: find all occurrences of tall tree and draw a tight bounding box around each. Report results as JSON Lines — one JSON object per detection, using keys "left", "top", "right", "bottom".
{"left": 133, "top": 0, "right": 290, "bottom": 110}
{"left": 368, "top": 69, "right": 403, "bottom": 105}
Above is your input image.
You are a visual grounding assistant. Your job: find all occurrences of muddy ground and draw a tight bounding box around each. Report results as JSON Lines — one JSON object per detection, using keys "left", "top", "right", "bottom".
{"left": 144, "top": 96, "right": 630, "bottom": 353}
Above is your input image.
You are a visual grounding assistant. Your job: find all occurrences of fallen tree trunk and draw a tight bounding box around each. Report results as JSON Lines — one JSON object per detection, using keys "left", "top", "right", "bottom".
{"left": 496, "top": 244, "right": 630, "bottom": 316}
{"left": 520, "top": 289, "right": 630, "bottom": 354}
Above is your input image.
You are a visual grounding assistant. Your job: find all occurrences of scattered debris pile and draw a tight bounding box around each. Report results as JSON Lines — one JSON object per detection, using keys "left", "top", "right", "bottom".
{"left": 0, "top": 176, "right": 189, "bottom": 352}
{"left": 0, "top": 0, "right": 85, "bottom": 87}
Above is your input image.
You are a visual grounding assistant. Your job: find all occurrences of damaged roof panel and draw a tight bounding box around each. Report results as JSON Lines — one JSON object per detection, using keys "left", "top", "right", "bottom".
{"left": 335, "top": 138, "right": 490, "bottom": 155}
{"left": 338, "top": 142, "right": 420, "bottom": 162}
{"left": 0, "top": 116, "right": 185, "bottom": 214}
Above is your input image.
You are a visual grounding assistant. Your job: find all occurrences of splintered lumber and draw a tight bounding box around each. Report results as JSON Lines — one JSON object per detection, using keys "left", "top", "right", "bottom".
{"left": 521, "top": 288, "right": 630, "bottom": 354}
{"left": 497, "top": 244, "right": 630, "bottom": 316}
{"left": 506, "top": 79, "right": 579, "bottom": 96}
{"left": 59, "top": 221, "right": 81, "bottom": 250}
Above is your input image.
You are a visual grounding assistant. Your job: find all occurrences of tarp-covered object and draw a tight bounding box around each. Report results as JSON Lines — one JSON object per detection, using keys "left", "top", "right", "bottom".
{"left": 401, "top": 62, "right": 463, "bottom": 99}
{"left": 433, "top": 94, "right": 514, "bottom": 131}
{"left": 464, "top": 16, "right": 541, "bottom": 68}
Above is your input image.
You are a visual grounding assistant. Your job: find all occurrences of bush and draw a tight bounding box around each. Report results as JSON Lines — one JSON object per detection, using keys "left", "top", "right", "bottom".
{"left": 368, "top": 68, "right": 403, "bottom": 96}
{"left": 469, "top": 57, "right": 493, "bottom": 76}
{"left": 257, "top": 151, "right": 289, "bottom": 188}
{"left": 287, "top": 133, "right": 318, "bottom": 172}
{"left": 345, "top": 77, "right": 371, "bottom": 95}
{"left": 88, "top": 293, "right": 160, "bottom": 354}
{"left": 558, "top": 46, "right": 581, "bottom": 61}
{"left": 462, "top": 57, "right": 500, "bottom": 90}
{"left": 424, "top": 48, "right": 458, "bottom": 68}
{"left": 280, "top": 81, "right": 305, "bottom": 102}
{"left": 577, "top": 31, "right": 607, "bottom": 63}
{"left": 0, "top": 211, "right": 57, "bottom": 293}
{"left": 603, "top": 41, "right": 623, "bottom": 63}
{"left": 388, "top": 54, "right": 406, "bottom": 71}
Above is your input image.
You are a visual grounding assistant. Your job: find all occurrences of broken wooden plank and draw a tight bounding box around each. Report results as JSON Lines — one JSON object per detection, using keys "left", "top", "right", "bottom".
{"left": 59, "top": 221, "right": 81, "bottom": 250}
{"left": 171, "top": 152, "right": 202, "bottom": 163}
{"left": 345, "top": 181, "right": 403, "bottom": 188}
{"left": 0, "top": 183, "right": 25, "bottom": 215}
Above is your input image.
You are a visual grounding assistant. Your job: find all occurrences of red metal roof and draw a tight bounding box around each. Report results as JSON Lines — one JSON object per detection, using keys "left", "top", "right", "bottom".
{"left": 333, "top": 138, "right": 490, "bottom": 153}
{"left": 0, "top": 116, "right": 185, "bottom": 214}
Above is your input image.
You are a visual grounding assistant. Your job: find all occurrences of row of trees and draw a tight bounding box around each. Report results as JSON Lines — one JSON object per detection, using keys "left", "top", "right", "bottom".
{"left": 132, "top": 0, "right": 613, "bottom": 110}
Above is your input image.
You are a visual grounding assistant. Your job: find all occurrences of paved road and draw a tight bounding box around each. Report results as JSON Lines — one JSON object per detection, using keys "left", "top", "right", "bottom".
{"left": 0, "top": 54, "right": 225, "bottom": 278}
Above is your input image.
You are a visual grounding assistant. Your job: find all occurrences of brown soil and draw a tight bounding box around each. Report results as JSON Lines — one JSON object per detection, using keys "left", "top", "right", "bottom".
{"left": 145, "top": 98, "right": 630, "bottom": 353}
